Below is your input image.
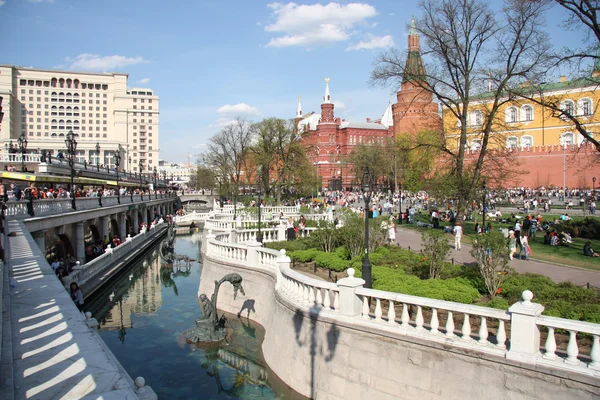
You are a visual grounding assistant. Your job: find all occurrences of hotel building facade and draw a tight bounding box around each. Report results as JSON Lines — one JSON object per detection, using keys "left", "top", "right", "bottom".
{"left": 0, "top": 65, "right": 159, "bottom": 173}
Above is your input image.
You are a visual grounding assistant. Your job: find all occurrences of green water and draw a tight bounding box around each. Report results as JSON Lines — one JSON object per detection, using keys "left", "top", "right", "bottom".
{"left": 86, "top": 231, "right": 306, "bottom": 400}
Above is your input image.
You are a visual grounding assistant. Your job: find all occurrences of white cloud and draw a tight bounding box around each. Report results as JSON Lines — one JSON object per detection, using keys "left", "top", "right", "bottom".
{"left": 346, "top": 34, "right": 394, "bottom": 51}
{"left": 0, "top": 1, "right": 6, "bottom": 7}
{"left": 209, "top": 119, "right": 237, "bottom": 128}
{"left": 264, "top": 2, "right": 378, "bottom": 48}
{"left": 136, "top": 77, "right": 150, "bottom": 84}
{"left": 64, "top": 54, "right": 147, "bottom": 71}
{"left": 217, "top": 103, "right": 261, "bottom": 116}
{"left": 26, "top": 0, "right": 55, "bottom": 3}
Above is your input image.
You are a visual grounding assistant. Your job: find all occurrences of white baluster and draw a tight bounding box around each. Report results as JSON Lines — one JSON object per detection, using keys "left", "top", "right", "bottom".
{"left": 462, "top": 314, "right": 472, "bottom": 341}
{"left": 496, "top": 320, "right": 506, "bottom": 349}
{"left": 415, "top": 306, "right": 424, "bottom": 330}
{"left": 445, "top": 311, "right": 455, "bottom": 338}
{"left": 478, "top": 317, "right": 488, "bottom": 344}
{"left": 543, "top": 327, "right": 557, "bottom": 360}
{"left": 333, "top": 291, "right": 340, "bottom": 312}
{"left": 309, "top": 286, "right": 316, "bottom": 305}
{"left": 303, "top": 284, "right": 310, "bottom": 304}
{"left": 374, "top": 299, "right": 383, "bottom": 322}
{"left": 316, "top": 288, "right": 323, "bottom": 307}
{"left": 361, "top": 296, "right": 370, "bottom": 319}
{"left": 323, "top": 289, "right": 331, "bottom": 309}
{"left": 387, "top": 301, "right": 396, "bottom": 325}
{"left": 565, "top": 330, "right": 579, "bottom": 365}
{"left": 589, "top": 335, "right": 600, "bottom": 370}
{"left": 430, "top": 309, "right": 439, "bottom": 334}
{"left": 401, "top": 304, "right": 410, "bottom": 327}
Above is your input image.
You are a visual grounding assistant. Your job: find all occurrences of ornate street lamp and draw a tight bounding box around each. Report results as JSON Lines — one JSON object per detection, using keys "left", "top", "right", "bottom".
{"left": 115, "top": 148, "right": 122, "bottom": 204}
{"left": 482, "top": 180, "right": 487, "bottom": 232}
{"left": 65, "top": 130, "right": 78, "bottom": 210}
{"left": 361, "top": 168, "right": 374, "bottom": 289}
{"left": 95, "top": 142, "right": 101, "bottom": 171}
{"left": 128, "top": 156, "right": 132, "bottom": 173}
{"left": 153, "top": 166, "right": 158, "bottom": 199}
{"left": 139, "top": 160, "right": 144, "bottom": 200}
{"left": 593, "top": 176, "right": 597, "bottom": 200}
{"left": 17, "top": 133, "right": 28, "bottom": 172}
{"left": 257, "top": 167, "right": 263, "bottom": 243}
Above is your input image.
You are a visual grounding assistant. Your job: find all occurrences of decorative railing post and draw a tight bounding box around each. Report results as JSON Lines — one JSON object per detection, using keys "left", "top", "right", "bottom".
{"left": 507, "top": 290, "right": 545, "bottom": 363}
{"left": 246, "top": 241, "right": 262, "bottom": 266}
{"left": 277, "top": 221, "right": 286, "bottom": 241}
{"left": 336, "top": 268, "right": 365, "bottom": 317}
{"left": 276, "top": 249, "right": 291, "bottom": 291}
{"left": 230, "top": 229, "right": 238, "bottom": 244}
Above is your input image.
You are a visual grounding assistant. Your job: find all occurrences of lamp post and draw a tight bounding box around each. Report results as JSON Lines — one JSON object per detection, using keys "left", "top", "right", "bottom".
{"left": 362, "top": 168, "right": 374, "bottom": 289}
{"left": 139, "top": 161, "right": 144, "bottom": 200}
{"left": 593, "top": 177, "right": 597, "bottom": 200}
{"left": 17, "top": 133, "right": 28, "bottom": 172}
{"left": 65, "top": 130, "right": 77, "bottom": 210}
{"left": 128, "top": 156, "right": 132, "bottom": 173}
{"left": 482, "top": 180, "right": 487, "bottom": 232}
{"left": 114, "top": 149, "right": 121, "bottom": 204}
{"left": 153, "top": 166, "right": 158, "bottom": 199}
{"left": 95, "top": 142, "right": 101, "bottom": 172}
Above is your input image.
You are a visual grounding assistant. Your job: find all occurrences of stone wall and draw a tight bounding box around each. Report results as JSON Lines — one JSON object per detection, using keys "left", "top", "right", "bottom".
{"left": 200, "top": 255, "right": 600, "bottom": 400}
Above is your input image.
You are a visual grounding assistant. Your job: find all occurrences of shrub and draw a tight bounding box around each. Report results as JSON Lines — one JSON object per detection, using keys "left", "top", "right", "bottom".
{"left": 471, "top": 231, "right": 512, "bottom": 298}
{"left": 422, "top": 230, "right": 450, "bottom": 279}
{"left": 265, "top": 239, "right": 310, "bottom": 252}
{"left": 552, "top": 217, "right": 600, "bottom": 240}
{"left": 289, "top": 249, "right": 320, "bottom": 263}
{"left": 314, "top": 252, "right": 348, "bottom": 272}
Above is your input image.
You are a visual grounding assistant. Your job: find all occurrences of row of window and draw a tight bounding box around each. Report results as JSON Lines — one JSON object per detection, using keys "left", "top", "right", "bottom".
{"left": 348, "top": 136, "right": 386, "bottom": 145}
{"left": 465, "top": 132, "right": 586, "bottom": 150}
{"left": 19, "top": 78, "right": 108, "bottom": 90}
{"left": 466, "top": 98, "right": 594, "bottom": 126}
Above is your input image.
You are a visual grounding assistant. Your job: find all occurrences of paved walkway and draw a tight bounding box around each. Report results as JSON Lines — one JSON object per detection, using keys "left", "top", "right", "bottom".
{"left": 1, "top": 220, "right": 139, "bottom": 400}
{"left": 394, "top": 227, "right": 600, "bottom": 287}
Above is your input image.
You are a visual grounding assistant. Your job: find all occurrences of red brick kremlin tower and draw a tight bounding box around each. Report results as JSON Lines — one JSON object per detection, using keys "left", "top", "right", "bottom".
{"left": 392, "top": 17, "right": 440, "bottom": 137}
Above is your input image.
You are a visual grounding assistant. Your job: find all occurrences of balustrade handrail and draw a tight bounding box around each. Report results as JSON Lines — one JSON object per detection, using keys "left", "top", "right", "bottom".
{"left": 536, "top": 315, "right": 600, "bottom": 335}
{"left": 355, "top": 287, "right": 510, "bottom": 320}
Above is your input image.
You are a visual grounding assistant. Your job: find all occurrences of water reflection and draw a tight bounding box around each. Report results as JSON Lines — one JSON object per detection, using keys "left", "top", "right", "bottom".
{"left": 86, "top": 231, "right": 306, "bottom": 400}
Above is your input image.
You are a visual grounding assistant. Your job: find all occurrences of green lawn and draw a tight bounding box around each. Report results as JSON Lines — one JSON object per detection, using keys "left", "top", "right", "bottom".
{"left": 404, "top": 213, "right": 600, "bottom": 270}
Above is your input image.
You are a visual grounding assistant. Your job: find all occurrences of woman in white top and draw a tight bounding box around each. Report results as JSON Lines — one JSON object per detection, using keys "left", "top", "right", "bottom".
{"left": 519, "top": 231, "right": 529, "bottom": 260}
{"left": 387, "top": 218, "right": 396, "bottom": 243}
{"left": 453, "top": 222, "right": 463, "bottom": 250}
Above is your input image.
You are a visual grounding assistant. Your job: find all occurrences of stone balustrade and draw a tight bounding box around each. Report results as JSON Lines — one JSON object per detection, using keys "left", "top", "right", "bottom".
{"left": 203, "top": 231, "right": 600, "bottom": 380}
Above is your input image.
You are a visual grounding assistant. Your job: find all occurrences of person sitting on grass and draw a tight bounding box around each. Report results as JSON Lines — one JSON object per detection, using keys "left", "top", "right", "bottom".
{"left": 584, "top": 241, "right": 599, "bottom": 257}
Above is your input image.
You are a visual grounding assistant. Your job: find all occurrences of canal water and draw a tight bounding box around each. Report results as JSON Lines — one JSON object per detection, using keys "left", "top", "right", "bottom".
{"left": 86, "top": 231, "right": 306, "bottom": 400}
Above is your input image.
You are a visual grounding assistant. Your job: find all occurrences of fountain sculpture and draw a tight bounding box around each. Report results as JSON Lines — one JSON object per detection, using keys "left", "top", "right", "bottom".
{"left": 184, "top": 273, "right": 245, "bottom": 343}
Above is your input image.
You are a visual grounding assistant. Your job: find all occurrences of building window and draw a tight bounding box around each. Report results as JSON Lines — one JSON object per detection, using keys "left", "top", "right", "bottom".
{"left": 579, "top": 98, "right": 593, "bottom": 116}
{"left": 560, "top": 132, "right": 574, "bottom": 146}
{"left": 471, "top": 110, "right": 483, "bottom": 126}
{"left": 521, "top": 105, "right": 533, "bottom": 122}
{"left": 506, "top": 136, "right": 518, "bottom": 149}
{"left": 521, "top": 135, "right": 533, "bottom": 148}
{"left": 561, "top": 100, "right": 575, "bottom": 117}
{"left": 505, "top": 107, "right": 518, "bottom": 123}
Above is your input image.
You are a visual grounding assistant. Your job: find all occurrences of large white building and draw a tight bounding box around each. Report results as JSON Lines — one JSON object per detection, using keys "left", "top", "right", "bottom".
{"left": 158, "top": 160, "right": 194, "bottom": 185}
{"left": 0, "top": 65, "right": 159, "bottom": 172}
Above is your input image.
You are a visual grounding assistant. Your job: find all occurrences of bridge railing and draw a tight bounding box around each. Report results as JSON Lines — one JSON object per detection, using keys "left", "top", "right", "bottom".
{"left": 203, "top": 231, "right": 600, "bottom": 379}
{"left": 4, "top": 192, "right": 177, "bottom": 219}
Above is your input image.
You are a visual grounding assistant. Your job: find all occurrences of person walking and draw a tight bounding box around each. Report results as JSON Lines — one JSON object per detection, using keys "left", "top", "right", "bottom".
{"left": 70, "top": 282, "right": 84, "bottom": 311}
{"left": 387, "top": 217, "right": 396, "bottom": 244}
{"left": 453, "top": 222, "right": 463, "bottom": 251}
{"left": 519, "top": 231, "right": 530, "bottom": 261}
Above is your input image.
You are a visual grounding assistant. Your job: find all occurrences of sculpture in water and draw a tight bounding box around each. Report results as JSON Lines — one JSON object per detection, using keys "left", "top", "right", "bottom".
{"left": 159, "top": 222, "right": 177, "bottom": 263}
{"left": 184, "top": 273, "right": 245, "bottom": 343}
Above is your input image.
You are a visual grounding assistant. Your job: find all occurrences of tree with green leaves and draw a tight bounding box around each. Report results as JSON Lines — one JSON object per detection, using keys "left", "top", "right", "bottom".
{"left": 371, "top": 0, "right": 551, "bottom": 219}
{"left": 422, "top": 230, "right": 450, "bottom": 279}
{"left": 471, "top": 231, "right": 512, "bottom": 298}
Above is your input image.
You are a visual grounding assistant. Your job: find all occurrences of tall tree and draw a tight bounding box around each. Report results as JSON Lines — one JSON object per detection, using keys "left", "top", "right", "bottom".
{"left": 205, "top": 117, "right": 254, "bottom": 215}
{"left": 509, "top": 0, "right": 600, "bottom": 153}
{"left": 251, "top": 118, "right": 312, "bottom": 201}
{"left": 371, "top": 0, "right": 550, "bottom": 218}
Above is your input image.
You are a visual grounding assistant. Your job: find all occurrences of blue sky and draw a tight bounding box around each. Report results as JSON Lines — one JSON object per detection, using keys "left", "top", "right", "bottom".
{"left": 0, "top": 0, "right": 585, "bottom": 163}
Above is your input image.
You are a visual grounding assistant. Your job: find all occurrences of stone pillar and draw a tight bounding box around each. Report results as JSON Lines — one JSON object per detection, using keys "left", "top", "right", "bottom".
{"left": 101, "top": 216, "right": 109, "bottom": 242}
{"left": 204, "top": 230, "right": 216, "bottom": 257}
{"left": 336, "top": 268, "right": 366, "bottom": 317}
{"left": 32, "top": 232, "right": 46, "bottom": 255}
{"left": 75, "top": 221, "right": 85, "bottom": 264}
{"left": 276, "top": 249, "right": 291, "bottom": 291}
{"left": 246, "top": 241, "right": 262, "bottom": 266}
{"left": 277, "top": 221, "right": 286, "bottom": 241}
{"left": 507, "top": 290, "right": 545, "bottom": 363}
{"left": 119, "top": 212, "right": 127, "bottom": 239}
{"left": 132, "top": 209, "right": 139, "bottom": 235}
{"left": 230, "top": 229, "right": 238, "bottom": 244}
